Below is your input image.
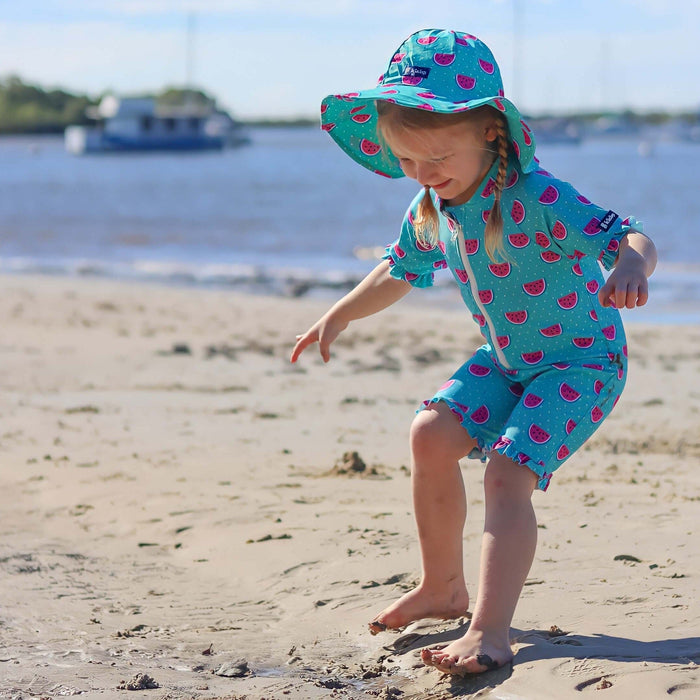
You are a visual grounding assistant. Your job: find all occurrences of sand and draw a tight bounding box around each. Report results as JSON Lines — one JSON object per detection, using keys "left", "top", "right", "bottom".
{"left": 0, "top": 273, "right": 698, "bottom": 700}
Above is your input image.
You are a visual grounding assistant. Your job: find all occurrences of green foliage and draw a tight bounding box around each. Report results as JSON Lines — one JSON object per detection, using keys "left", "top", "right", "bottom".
{"left": 0, "top": 75, "right": 96, "bottom": 133}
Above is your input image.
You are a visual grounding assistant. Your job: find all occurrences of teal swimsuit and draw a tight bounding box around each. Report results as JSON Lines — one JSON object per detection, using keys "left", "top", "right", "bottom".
{"left": 384, "top": 156, "right": 637, "bottom": 490}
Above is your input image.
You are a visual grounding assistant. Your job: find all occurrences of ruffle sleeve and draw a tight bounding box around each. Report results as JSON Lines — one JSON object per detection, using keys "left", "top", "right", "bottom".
{"left": 381, "top": 189, "right": 447, "bottom": 288}
{"left": 538, "top": 176, "right": 642, "bottom": 271}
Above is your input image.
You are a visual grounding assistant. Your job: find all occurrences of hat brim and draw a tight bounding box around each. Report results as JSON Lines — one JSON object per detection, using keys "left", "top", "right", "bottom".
{"left": 321, "top": 85, "right": 537, "bottom": 178}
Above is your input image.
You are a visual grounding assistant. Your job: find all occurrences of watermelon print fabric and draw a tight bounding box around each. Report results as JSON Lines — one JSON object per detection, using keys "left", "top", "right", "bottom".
{"left": 321, "top": 28, "right": 538, "bottom": 178}
{"left": 383, "top": 156, "right": 636, "bottom": 490}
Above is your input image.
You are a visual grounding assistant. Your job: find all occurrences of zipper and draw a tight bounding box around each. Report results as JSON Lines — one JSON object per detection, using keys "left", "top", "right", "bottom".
{"left": 454, "top": 225, "right": 512, "bottom": 370}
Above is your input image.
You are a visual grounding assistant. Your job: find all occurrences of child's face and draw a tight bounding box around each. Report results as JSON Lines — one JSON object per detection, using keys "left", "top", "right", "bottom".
{"left": 385, "top": 118, "right": 497, "bottom": 207}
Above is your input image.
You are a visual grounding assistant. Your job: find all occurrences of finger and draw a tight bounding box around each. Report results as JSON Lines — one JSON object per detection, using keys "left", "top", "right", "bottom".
{"left": 598, "top": 281, "right": 614, "bottom": 307}
{"left": 290, "top": 335, "right": 313, "bottom": 363}
{"left": 615, "top": 285, "right": 629, "bottom": 311}
{"left": 318, "top": 338, "right": 331, "bottom": 363}
{"left": 637, "top": 282, "right": 649, "bottom": 307}
{"left": 626, "top": 285, "right": 639, "bottom": 309}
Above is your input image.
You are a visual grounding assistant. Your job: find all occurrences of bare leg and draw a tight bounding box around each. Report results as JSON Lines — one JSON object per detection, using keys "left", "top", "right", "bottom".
{"left": 422, "top": 453, "right": 538, "bottom": 673}
{"left": 369, "top": 402, "right": 476, "bottom": 633}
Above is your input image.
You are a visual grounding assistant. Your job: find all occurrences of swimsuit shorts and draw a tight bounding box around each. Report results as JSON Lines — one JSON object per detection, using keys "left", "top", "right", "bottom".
{"left": 421, "top": 345, "right": 627, "bottom": 491}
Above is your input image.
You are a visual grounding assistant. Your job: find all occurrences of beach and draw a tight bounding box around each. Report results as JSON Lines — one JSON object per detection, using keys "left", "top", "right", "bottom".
{"left": 0, "top": 272, "right": 698, "bottom": 699}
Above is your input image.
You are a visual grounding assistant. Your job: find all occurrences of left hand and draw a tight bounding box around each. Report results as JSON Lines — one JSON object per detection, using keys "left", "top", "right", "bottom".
{"left": 598, "top": 259, "right": 649, "bottom": 309}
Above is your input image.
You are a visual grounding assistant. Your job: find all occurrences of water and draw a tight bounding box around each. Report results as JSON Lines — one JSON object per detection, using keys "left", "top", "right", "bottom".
{"left": 1, "top": 128, "right": 698, "bottom": 322}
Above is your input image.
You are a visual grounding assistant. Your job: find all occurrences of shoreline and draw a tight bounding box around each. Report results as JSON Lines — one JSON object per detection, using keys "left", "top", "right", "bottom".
{"left": 0, "top": 272, "right": 698, "bottom": 699}
{"left": 0, "top": 264, "right": 698, "bottom": 326}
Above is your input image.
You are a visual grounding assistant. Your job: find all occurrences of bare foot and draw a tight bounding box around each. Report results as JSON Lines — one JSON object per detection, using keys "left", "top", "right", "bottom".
{"left": 421, "top": 628, "right": 512, "bottom": 675}
{"left": 368, "top": 583, "right": 469, "bottom": 635}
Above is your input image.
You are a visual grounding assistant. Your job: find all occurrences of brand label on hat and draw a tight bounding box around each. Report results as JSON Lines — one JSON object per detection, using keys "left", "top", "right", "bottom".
{"left": 402, "top": 65, "right": 431, "bottom": 79}
{"left": 599, "top": 210, "right": 619, "bottom": 232}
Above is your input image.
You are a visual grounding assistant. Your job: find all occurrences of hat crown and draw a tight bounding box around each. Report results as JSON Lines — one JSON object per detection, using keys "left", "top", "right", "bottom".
{"left": 381, "top": 29, "right": 505, "bottom": 103}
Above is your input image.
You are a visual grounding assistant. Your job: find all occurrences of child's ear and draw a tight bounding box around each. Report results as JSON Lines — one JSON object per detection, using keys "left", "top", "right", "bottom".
{"left": 484, "top": 122, "right": 498, "bottom": 143}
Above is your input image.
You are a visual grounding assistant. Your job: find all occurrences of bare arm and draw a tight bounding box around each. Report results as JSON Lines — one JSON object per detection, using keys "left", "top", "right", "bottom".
{"left": 598, "top": 231, "right": 657, "bottom": 309}
{"left": 290, "top": 259, "right": 412, "bottom": 363}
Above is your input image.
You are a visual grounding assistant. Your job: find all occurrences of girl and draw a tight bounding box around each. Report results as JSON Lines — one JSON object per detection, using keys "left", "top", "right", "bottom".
{"left": 291, "top": 29, "right": 657, "bottom": 677}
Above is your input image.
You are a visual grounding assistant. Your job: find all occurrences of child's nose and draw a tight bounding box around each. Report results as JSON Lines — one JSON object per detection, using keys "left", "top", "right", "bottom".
{"left": 415, "top": 162, "right": 438, "bottom": 186}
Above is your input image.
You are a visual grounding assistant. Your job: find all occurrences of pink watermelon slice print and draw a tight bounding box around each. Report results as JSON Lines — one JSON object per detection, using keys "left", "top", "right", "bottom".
{"left": 478, "top": 289, "right": 494, "bottom": 304}
{"left": 351, "top": 113, "right": 371, "bottom": 124}
{"left": 469, "top": 364, "right": 492, "bottom": 377}
{"left": 391, "top": 52, "right": 406, "bottom": 63}
{"left": 473, "top": 313, "right": 486, "bottom": 327}
{"left": 393, "top": 243, "right": 406, "bottom": 258}
{"left": 497, "top": 335, "right": 511, "bottom": 349}
{"left": 482, "top": 178, "right": 496, "bottom": 198}
{"left": 360, "top": 139, "right": 381, "bottom": 156}
{"left": 478, "top": 58, "right": 495, "bottom": 74}
{"left": 594, "top": 379, "right": 605, "bottom": 395}
{"left": 572, "top": 337, "right": 595, "bottom": 348}
{"left": 523, "top": 279, "right": 546, "bottom": 296}
{"left": 541, "top": 251, "right": 562, "bottom": 263}
{"left": 602, "top": 324, "right": 616, "bottom": 340}
{"left": 456, "top": 75, "right": 476, "bottom": 90}
{"left": 529, "top": 424, "right": 551, "bottom": 444}
{"left": 489, "top": 262, "right": 511, "bottom": 278}
{"left": 556, "top": 444, "right": 570, "bottom": 460}
{"left": 591, "top": 406, "right": 604, "bottom": 423}
{"left": 455, "top": 268, "right": 469, "bottom": 284}
{"left": 535, "top": 231, "right": 551, "bottom": 248}
{"left": 559, "top": 383, "right": 581, "bottom": 402}
{"left": 321, "top": 122, "right": 336, "bottom": 132}
{"left": 465, "top": 239, "right": 479, "bottom": 255}
{"left": 552, "top": 221, "right": 567, "bottom": 240}
{"left": 577, "top": 194, "right": 591, "bottom": 205}
{"left": 434, "top": 53, "right": 456, "bottom": 65}
{"left": 522, "top": 128, "right": 532, "bottom": 147}
{"left": 454, "top": 33, "right": 476, "bottom": 46}
{"left": 538, "top": 185, "right": 559, "bottom": 205}
{"left": 572, "top": 262, "right": 583, "bottom": 276}
{"left": 521, "top": 350, "right": 544, "bottom": 365}
{"left": 565, "top": 418, "right": 577, "bottom": 434}
{"left": 583, "top": 217, "right": 602, "bottom": 235}
{"left": 470, "top": 405, "right": 490, "bottom": 424}
{"left": 508, "top": 233, "right": 530, "bottom": 248}
{"left": 509, "top": 383, "right": 524, "bottom": 397}
{"left": 539, "top": 323, "right": 562, "bottom": 337}
{"left": 557, "top": 292, "right": 578, "bottom": 310}
{"left": 417, "top": 35, "right": 438, "bottom": 45}
{"left": 505, "top": 170, "right": 519, "bottom": 188}
{"left": 523, "top": 393, "right": 543, "bottom": 408}
{"left": 505, "top": 310, "right": 528, "bottom": 324}
{"left": 586, "top": 280, "right": 600, "bottom": 294}
{"left": 511, "top": 200, "right": 526, "bottom": 225}
{"left": 402, "top": 76, "right": 423, "bottom": 86}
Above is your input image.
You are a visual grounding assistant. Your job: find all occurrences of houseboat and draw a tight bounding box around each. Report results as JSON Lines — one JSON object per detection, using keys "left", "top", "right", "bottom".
{"left": 65, "top": 94, "right": 249, "bottom": 154}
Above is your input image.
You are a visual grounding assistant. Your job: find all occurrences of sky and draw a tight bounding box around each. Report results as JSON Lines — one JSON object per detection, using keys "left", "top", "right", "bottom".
{"left": 1, "top": 0, "right": 700, "bottom": 120}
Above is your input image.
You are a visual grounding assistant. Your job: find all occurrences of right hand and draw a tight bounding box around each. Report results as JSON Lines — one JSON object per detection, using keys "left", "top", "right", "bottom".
{"left": 290, "top": 313, "right": 348, "bottom": 364}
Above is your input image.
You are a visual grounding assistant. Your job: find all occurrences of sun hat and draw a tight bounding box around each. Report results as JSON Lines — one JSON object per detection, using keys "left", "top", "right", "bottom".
{"left": 321, "top": 28, "right": 537, "bottom": 178}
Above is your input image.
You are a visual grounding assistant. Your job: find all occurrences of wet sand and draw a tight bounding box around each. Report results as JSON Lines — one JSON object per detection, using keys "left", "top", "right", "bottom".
{"left": 0, "top": 274, "right": 698, "bottom": 699}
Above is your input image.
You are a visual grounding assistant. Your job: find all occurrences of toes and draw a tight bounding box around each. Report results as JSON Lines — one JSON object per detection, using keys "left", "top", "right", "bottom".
{"left": 368, "top": 620, "right": 388, "bottom": 635}
{"left": 421, "top": 645, "right": 448, "bottom": 668}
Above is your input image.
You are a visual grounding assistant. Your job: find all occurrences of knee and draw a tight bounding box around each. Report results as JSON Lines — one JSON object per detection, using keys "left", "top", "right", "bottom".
{"left": 410, "top": 404, "right": 472, "bottom": 463}
{"left": 483, "top": 454, "right": 537, "bottom": 501}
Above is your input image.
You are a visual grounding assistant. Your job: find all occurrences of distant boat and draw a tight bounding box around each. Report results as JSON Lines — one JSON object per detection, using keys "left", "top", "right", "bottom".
{"left": 65, "top": 94, "right": 250, "bottom": 154}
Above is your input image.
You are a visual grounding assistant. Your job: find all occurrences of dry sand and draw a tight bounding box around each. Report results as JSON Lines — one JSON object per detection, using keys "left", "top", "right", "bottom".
{"left": 0, "top": 273, "right": 698, "bottom": 700}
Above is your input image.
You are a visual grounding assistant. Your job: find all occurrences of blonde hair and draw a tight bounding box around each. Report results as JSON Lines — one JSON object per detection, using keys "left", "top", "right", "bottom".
{"left": 376, "top": 102, "right": 511, "bottom": 262}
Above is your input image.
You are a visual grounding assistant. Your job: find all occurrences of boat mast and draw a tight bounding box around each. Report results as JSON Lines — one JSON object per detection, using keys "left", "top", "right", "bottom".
{"left": 186, "top": 12, "right": 195, "bottom": 107}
